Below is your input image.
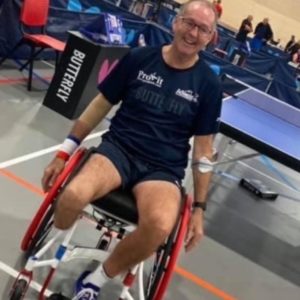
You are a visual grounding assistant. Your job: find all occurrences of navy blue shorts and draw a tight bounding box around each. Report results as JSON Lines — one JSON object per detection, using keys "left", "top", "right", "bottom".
{"left": 95, "top": 137, "right": 181, "bottom": 189}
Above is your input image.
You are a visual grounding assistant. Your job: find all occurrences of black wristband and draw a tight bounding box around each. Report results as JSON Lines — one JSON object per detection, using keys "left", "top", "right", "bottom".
{"left": 192, "top": 202, "right": 207, "bottom": 211}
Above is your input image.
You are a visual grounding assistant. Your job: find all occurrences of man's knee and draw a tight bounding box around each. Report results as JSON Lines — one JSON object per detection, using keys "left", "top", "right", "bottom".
{"left": 54, "top": 186, "right": 89, "bottom": 230}
{"left": 140, "top": 215, "right": 175, "bottom": 245}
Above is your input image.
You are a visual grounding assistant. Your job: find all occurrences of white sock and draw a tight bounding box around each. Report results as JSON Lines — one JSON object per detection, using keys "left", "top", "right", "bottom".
{"left": 83, "top": 264, "right": 111, "bottom": 288}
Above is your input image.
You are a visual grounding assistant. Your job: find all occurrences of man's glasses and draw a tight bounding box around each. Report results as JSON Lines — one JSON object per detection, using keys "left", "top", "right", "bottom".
{"left": 178, "top": 16, "right": 213, "bottom": 36}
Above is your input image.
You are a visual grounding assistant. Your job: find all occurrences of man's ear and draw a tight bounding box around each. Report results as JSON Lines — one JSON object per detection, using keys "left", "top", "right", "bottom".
{"left": 208, "top": 29, "right": 219, "bottom": 47}
{"left": 172, "top": 16, "right": 178, "bottom": 33}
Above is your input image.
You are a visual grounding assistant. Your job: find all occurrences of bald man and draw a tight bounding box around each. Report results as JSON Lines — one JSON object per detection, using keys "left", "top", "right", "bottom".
{"left": 251, "top": 18, "right": 273, "bottom": 51}
{"left": 42, "top": 1, "right": 222, "bottom": 299}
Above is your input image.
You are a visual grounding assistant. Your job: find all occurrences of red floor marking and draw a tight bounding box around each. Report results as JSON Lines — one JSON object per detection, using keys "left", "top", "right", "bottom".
{"left": 0, "top": 169, "right": 44, "bottom": 196}
{"left": 175, "top": 265, "right": 238, "bottom": 300}
{"left": 0, "top": 76, "right": 52, "bottom": 85}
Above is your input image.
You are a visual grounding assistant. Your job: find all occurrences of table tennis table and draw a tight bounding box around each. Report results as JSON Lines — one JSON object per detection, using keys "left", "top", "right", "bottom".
{"left": 219, "top": 83, "right": 300, "bottom": 173}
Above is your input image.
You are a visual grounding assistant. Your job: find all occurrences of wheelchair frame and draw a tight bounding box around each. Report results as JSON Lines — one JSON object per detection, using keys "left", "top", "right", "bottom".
{"left": 10, "top": 148, "right": 192, "bottom": 300}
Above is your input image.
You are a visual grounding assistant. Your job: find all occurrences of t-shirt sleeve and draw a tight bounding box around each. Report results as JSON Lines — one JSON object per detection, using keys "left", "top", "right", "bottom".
{"left": 97, "top": 50, "right": 135, "bottom": 105}
{"left": 194, "top": 80, "right": 223, "bottom": 135}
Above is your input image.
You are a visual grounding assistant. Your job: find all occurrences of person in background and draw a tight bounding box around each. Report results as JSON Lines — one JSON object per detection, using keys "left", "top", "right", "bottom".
{"left": 292, "top": 48, "right": 300, "bottom": 64}
{"left": 288, "top": 39, "right": 300, "bottom": 57}
{"left": 212, "top": 0, "right": 222, "bottom": 19}
{"left": 251, "top": 18, "right": 273, "bottom": 51}
{"left": 236, "top": 15, "right": 253, "bottom": 44}
{"left": 285, "top": 35, "right": 296, "bottom": 52}
{"left": 291, "top": 48, "right": 300, "bottom": 92}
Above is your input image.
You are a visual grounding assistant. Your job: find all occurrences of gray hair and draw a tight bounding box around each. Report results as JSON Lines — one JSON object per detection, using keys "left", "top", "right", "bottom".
{"left": 178, "top": 0, "right": 218, "bottom": 28}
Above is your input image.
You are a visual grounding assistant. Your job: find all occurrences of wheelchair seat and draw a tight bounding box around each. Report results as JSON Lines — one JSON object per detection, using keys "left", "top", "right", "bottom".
{"left": 92, "top": 189, "right": 138, "bottom": 225}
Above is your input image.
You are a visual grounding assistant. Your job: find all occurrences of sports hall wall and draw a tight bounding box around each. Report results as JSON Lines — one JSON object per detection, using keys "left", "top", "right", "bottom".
{"left": 178, "top": 0, "right": 300, "bottom": 46}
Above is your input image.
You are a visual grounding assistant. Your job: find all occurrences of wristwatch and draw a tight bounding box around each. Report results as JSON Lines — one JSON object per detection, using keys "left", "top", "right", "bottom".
{"left": 192, "top": 201, "right": 207, "bottom": 211}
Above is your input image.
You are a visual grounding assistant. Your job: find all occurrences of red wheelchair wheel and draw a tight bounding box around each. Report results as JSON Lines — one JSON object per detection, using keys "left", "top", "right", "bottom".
{"left": 146, "top": 194, "right": 192, "bottom": 300}
{"left": 21, "top": 148, "right": 86, "bottom": 252}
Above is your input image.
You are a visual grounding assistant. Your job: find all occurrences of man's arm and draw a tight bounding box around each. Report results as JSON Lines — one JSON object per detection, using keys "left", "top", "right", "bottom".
{"left": 185, "top": 134, "right": 214, "bottom": 252}
{"left": 42, "top": 93, "right": 113, "bottom": 191}
{"left": 267, "top": 25, "right": 273, "bottom": 41}
{"left": 245, "top": 22, "right": 253, "bottom": 33}
{"left": 192, "top": 135, "right": 214, "bottom": 207}
{"left": 69, "top": 92, "right": 113, "bottom": 140}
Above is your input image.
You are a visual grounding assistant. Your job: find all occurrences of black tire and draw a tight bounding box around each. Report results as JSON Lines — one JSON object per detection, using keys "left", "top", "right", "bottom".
{"left": 145, "top": 226, "right": 177, "bottom": 299}
{"left": 10, "top": 279, "right": 27, "bottom": 300}
{"left": 25, "top": 204, "right": 55, "bottom": 259}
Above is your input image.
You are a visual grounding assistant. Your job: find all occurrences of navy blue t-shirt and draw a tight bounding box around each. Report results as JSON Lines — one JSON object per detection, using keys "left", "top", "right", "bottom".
{"left": 98, "top": 46, "right": 222, "bottom": 179}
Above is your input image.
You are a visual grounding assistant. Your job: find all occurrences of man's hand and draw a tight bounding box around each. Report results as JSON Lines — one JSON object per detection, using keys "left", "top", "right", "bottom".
{"left": 42, "top": 157, "right": 66, "bottom": 192}
{"left": 185, "top": 209, "right": 204, "bottom": 252}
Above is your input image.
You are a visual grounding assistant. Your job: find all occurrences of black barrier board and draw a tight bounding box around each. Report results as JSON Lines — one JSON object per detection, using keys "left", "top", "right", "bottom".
{"left": 43, "top": 32, "right": 129, "bottom": 119}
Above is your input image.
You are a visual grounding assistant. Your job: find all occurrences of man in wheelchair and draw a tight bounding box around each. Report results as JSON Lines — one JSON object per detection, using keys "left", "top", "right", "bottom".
{"left": 41, "top": 1, "right": 222, "bottom": 299}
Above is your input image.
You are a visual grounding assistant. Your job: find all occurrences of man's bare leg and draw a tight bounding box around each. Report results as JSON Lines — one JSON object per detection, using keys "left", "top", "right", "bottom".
{"left": 103, "top": 180, "right": 181, "bottom": 277}
{"left": 54, "top": 153, "right": 122, "bottom": 230}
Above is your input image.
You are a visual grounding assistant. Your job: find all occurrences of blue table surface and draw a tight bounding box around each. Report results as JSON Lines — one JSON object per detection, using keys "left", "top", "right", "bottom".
{"left": 221, "top": 98, "right": 300, "bottom": 160}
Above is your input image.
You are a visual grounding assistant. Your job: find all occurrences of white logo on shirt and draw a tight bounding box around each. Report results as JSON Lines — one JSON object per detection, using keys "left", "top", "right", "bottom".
{"left": 137, "top": 70, "right": 164, "bottom": 87}
{"left": 175, "top": 89, "right": 199, "bottom": 103}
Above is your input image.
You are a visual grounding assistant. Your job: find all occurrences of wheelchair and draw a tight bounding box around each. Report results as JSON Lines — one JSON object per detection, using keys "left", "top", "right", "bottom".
{"left": 9, "top": 147, "right": 192, "bottom": 300}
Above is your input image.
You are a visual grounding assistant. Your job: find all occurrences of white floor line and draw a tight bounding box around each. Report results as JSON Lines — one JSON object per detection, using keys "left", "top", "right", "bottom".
{"left": 0, "top": 261, "right": 53, "bottom": 297}
{"left": 41, "top": 59, "right": 55, "bottom": 69}
{"left": 0, "top": 130, "right": 107, "bottom": 169}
